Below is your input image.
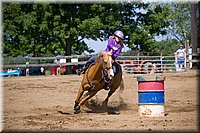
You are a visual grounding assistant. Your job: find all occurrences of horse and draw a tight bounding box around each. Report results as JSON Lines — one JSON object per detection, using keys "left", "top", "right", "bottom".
{"left": 73, "top": 51, "right": 124, "bottom": 114}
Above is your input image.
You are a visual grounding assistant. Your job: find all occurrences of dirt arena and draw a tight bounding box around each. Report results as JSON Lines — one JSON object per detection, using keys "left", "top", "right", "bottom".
{"left": 2, "top": 70, "right": 199, "bottom": 132}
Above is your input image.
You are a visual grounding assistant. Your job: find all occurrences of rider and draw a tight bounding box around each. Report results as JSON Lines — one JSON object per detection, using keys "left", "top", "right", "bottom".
{"left": 76, "top": 30, "right": 125, "bottom": 89}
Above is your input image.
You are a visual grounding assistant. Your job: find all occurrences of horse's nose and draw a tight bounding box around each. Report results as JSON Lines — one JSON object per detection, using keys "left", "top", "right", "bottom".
{"left": 109, "top": 75, "right": 113, "bottom": 80}
{"left": 109, "top": 68, "right": 114, "bottom": 78}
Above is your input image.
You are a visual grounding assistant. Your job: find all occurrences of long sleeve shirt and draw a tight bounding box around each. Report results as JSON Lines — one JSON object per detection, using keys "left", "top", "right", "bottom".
{"left": 105, "top": 37, "right": 123, "bottom": 60}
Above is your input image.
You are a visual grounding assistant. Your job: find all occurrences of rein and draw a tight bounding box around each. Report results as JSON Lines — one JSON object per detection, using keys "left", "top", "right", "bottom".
{"left": 102, "top": 68, "right": 110, "bottom": 84}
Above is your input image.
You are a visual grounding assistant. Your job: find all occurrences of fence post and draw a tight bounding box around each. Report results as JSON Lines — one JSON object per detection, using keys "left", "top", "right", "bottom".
{"left": 188, "top": 48, "right": 192, "bottom": 69}
{"left": 137, "top": 52, "right": 140, "bottom": 64}
{"left": 26, "top": 61, "right": 29, "bottom": 76}
{"left": 137, "top": 52, "right": 140, "bottom": 73}
{"left": 56, "top": 57, "right": 61, "bottom": 75}
{"left": 175, "top": 52, "right": 178, "bottom": 71}
{"left": 160, "top": 52, "right": 163, "bottom": 72}
{"left": 184, "top": 51, "right": 187, "bottom": 70}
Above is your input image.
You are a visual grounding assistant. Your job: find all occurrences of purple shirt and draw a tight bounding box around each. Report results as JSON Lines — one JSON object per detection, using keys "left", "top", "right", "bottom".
{"left": 105, "top": 38, "right": 123, "bottom": 60}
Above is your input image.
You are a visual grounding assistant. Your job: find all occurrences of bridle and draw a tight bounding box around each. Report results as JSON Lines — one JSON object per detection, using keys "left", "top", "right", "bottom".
{"left": 100, "top": 52, "right": 113, "bottom": 84}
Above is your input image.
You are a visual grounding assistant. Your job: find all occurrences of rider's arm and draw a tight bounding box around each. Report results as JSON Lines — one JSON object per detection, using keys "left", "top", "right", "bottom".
{"left": 112, "top": 47, "right": 122, "bottom": 60}
{"left": 105, "top": 38, "right": 113, "bottom": 52}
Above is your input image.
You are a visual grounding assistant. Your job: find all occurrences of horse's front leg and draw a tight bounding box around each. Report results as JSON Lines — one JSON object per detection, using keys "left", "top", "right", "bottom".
{"left": 103, "top": 89, "right": 115, "bottom": 106}
{"left": 79, "top": 90, "right": 97, "bottom": 106}
{"left": 73, "top": 83, "right": 92, "bottom": 113}
{"left": 73, "top": 85, "right": 85, "bottom": 113}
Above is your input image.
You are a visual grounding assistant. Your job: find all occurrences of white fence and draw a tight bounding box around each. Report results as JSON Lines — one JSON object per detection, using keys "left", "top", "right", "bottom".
{"left": 117, "top": 54, "right": 176, "bottom": 74}
{"left": 2, "top": 52, "right": 199, "bottom": 75}
{"left": 118, "top": 52, "right": 199, "bottom": 74}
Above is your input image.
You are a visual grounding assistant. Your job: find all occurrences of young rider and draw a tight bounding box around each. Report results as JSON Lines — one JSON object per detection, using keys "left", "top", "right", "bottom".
{"left": 76, "top": 30, "right": 124, "bottom": 89}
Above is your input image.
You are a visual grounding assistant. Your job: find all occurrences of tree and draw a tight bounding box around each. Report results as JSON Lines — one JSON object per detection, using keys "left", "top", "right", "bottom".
{"left": 3, "top": 2, "right": 170, "bottom": 57}
{"left": 3, "top": 3, "right": 53, "bottom": 57}
{"left": 156, "top": 38, "right": 180, "bottom": 55}
{"left": 128, "top": 3, "right": 170, "bottom": 52}
{"left": 164, "top": 2, "right": 191, "bottom": 44}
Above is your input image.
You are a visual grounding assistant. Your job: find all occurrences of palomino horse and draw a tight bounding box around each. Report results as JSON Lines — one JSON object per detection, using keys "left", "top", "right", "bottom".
{"left": 73, "top": 51, "right": 124, "bottom": 114}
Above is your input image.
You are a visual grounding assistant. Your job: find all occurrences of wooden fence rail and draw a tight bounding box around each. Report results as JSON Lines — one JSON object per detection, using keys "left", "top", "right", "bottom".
{"left": 1, "top": 52, "right": 199, "bottom": 75}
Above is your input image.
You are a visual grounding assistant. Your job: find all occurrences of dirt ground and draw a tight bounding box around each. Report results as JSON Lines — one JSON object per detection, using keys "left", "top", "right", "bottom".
{"left": 2, "top": 70, "right": 199, "bottom": 132}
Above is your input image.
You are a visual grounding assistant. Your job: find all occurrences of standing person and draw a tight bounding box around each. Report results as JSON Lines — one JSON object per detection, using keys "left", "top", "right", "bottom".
{"left": 176, "top": 44, "right": 185, "bottom": 71}
{"left": 76, "top": 30, "right": 125, "bottom": 89}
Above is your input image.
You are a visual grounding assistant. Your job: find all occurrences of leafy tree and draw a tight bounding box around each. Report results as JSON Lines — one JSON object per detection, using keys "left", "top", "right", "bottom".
{"left": 3, "top": 3, "right": 53, "bottom": 57}
{"left": 128, "top": 3, "right": 170, "bottom": 52}
{"left": 156, "top": 38, "right": 180, "bottom": 55}
{"left": 164, "top": 2, "right": 191, "bottom": 44}
{"left": 3, "top": 2, "right": 170, "bottom": 57}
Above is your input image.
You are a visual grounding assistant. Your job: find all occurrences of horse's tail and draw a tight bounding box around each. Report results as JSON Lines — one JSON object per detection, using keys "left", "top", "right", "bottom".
{"left": 118, "top": 76, "right": 125, "bottom": 93}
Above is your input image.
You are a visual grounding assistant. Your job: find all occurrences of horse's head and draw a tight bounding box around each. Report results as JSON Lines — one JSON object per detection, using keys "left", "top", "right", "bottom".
{"left": 100, "top": 51, "right": 114, "bottom": 81}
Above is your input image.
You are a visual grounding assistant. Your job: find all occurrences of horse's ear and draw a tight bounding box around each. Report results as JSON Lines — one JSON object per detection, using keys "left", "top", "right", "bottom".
{"left": 99, "top": 51, "right": 104, "bottom": 57}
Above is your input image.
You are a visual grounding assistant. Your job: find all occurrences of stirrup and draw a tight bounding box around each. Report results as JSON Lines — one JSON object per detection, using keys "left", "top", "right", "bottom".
{"left": 81, "top": 66, "right": 88, "bottom": 74}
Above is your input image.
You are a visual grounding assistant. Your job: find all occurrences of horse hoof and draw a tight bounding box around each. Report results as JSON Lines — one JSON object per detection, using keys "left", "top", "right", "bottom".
{"left": 73, "top": 106, "right": 80, "bottom": 114}
{"left": 74, "top": 111, "right": 80, "bottom": 114}
{"left": 73, "top": 109, "right": 80, "bottom": 114}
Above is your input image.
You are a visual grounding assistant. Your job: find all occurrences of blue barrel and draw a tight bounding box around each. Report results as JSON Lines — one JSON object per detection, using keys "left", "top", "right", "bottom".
{"left": 138, "top": 91, "right": 164, "bottom": 104}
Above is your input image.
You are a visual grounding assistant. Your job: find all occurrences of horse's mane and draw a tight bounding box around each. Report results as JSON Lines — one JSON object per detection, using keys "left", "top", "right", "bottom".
{"left": 94, "top": 53, "right": 102, "bottom": 64}
{"left": 93, "top": 51, "right": 112, "bottom": 65}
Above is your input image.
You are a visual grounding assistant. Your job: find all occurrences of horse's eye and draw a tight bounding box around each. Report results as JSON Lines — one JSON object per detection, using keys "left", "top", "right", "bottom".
{"left": 104, "top": 61, "right": 107, "bottom": 65}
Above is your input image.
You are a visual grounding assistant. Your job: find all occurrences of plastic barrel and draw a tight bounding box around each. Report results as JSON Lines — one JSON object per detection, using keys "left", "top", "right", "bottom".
{"left": 138, "top": 91, "right": 164, "bottom": 104}
{"left": 137, "top": 76, "right": 165, "bottom": 117}
{"left": 138, "top": 81, "right": 164, "bottom": 91}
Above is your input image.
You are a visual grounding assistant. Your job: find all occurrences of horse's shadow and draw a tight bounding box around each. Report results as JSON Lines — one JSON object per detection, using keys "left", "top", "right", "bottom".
{"left": 84, "top": 95, "right": 128, "bottom": 115}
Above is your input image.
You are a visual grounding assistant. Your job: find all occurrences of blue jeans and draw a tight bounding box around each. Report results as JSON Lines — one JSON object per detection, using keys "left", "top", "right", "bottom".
{"left": 177, "top": 57, "right": 184, "bottom": 65}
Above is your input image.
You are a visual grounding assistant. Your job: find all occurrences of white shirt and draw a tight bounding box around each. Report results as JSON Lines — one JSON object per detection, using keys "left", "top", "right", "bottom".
{"left": 176, "top": 48, "right": 185, "bottom": 58}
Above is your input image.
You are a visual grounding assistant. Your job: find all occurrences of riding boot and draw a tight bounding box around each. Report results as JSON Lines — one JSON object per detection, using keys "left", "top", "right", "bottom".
{"left": 81, "top": 66, "right": 88, "bottom": 74}
{"left": 76, "top": 66, "right": 88, "bottom": 75}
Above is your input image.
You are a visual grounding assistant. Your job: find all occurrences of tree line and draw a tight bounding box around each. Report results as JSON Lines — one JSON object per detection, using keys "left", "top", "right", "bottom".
{"left": 2, "top": 2, "right": 191, "bottom": 57}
